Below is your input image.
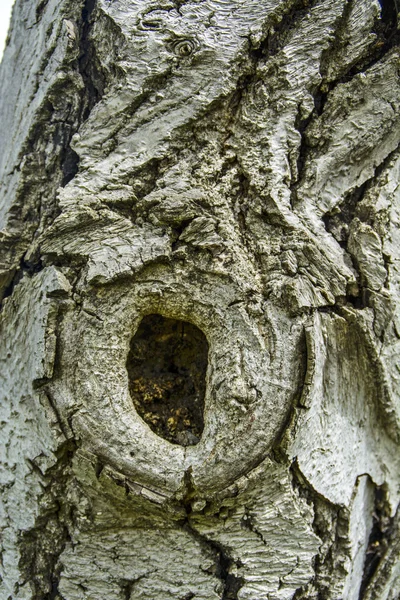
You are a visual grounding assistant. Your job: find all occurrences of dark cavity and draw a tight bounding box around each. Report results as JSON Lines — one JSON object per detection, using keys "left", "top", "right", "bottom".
{"left": 127, "top": 314, "right": 208, "bottom": 446}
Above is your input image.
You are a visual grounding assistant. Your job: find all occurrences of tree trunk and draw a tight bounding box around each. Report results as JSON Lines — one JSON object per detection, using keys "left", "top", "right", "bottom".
{"left": 1, "top": 0, "right": 400, "bottom": 598}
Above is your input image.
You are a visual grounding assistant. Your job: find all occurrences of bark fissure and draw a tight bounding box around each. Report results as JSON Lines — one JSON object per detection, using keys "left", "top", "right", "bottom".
{"left": 0, "top": 255, "right": 43, "bottom": 310}
{"left": 185, "top": 523, "right": 245, "bottom": 600}
{"left": 119, "top": 573, "right": 156, "bottom": 600}
{"left": 79, "top": 0, "right": 104, "bottom": 120}
{"left": 322, "top": 143, "right": 400, "bottom": 316}
{"left": 0, "top": 0, "right": 110, "bottom": 304}
{"left": 19, "top": 442, "right": 76, "bottom": 600}
{"left": 262, "top": 0, "right": 319, "bottom": 58}
{"left": 289, "top": 462, "right": 353, "bottom": 598}
{"left": 359, "top": 486, "right": 394, "bottom": 597}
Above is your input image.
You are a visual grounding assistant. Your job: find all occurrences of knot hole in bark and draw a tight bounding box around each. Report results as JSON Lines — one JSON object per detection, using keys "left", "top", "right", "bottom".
{"left": 127, "top": 314, "right": 208, "bottom": 446}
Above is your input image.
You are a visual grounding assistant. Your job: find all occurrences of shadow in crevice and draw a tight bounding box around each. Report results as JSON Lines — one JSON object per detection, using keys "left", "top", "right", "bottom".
{"left": 127, "top": 314, "right": 208, "bottom": 446}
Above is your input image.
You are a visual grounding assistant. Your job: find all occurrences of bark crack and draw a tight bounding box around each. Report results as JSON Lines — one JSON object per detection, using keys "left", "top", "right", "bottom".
{"left": 177, "top": 471, "right": 245, "bottom": 600}
{"left": 18, "top": 441, "right": 77, "bottom": 600}
{"left": 241, "top": 510, "right": 268, "bottom": 546}
{"left": 359, "top": 485, "right": 394, "bottom": 598}
{"left": 118, "top": 571, "right": 157, "bottom": 600}
{"left": 78, "top": 0, "right": 105, "bottom": 121}
{"left": 0, "top": 254, "right": 43, "bottom": 310}
{"left": 191, "top": 532, "right": 245, "bottom": 600}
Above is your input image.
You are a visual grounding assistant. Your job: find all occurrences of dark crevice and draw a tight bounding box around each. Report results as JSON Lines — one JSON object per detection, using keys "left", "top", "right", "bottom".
{"left": 380, "top": 0, "right": 399, "bottom": 25}
{"left": 223, "top": 0, "right": 319, "bottom": 142}
{"left": 181, "top": 467, "right": 196, "bottom": 515}
{"left": 345, "top": 289, "right": 369, "bottom": 310}
{"left": 119, "top": 574, "right": 152, "bottom": 600}
{"left": 290, "top": 0, "right": 399, "bottom": 196}
{"left": 127, "top": 314, "right": 208, "bottom": 446}
{"left": 289, "top": 461, "right": 350, "bottom": 599}
{"left": 236, "top": 170, "right": 250, "bottom": 199}
{"left": 61, "top": 147, "right": 80, "bottom": 187}
{"left": 1, "top": 267, "right": 24, "bottom": 306}
{"left": 48, "top": 575, "right": 66, "bottom": 600}
{"left": 359, "top": 486, "right": 394, "bottom": 598}
{"left": 35, "top": 0, "right": 50, "bottom": 22}
{"left": 216, "top": 543, "right": 244, "bottom": 600}
{"left": 186, "top": 524, "right": 244, "bottom": 600}
{"left": 0, "top": 0, "right": 110, "bottom": 298}
{"left": 23, "top": 255, "right": 44, "bottom": 276}
{"left": 128, "top": 156, "right": 174, "bottom": 210}
{"left": 216, "top": 552, "right": 244, "bottom": 600}
{"left": 322, "top": 140, "right": 400, "bottom": 243}
{"left": 241, "top": 510, "right": 267, "bottom": 546}
{"left": 331, "top": 3, "right": 400, "bottom": 85}
{"left": 19, "top": 441, "right": 77, "bottom": 600}
{"left": 312, "top": 86, "right": 330, "bottom": 117}
{"left": 0, "top": 255, "right": 44, "bottom": 308}
{"left": 171, "top": 218, "right": 194, "bottom": 251}
{"left": 177, "top": 472, "right": 244, "bottom": 600}
{"left": 322, "top": 179, "right": 370, "bottom": 247}
{"left": 61, "top": 0, "right": 112, "bottom": 186}
{"left": 264, "top": 0, "right": 316, "bottom": 58}
{"left": 293, "top": 108, "right": 314, "bottom": 187}
{"left": 291, "top": 584, "right": 310, "bottom": 599}
{"left": 377, "top": 0, "right": 400, "bottom": 43}
{"left": 79, "top": 0, "right": 105, "bottom": 121}
{"left": 290, "top": 77, "right": 333, "bottom": 199}
{"left": 95, "top": 459, "right": 104, "bottom": 480}
{"left": 120, "top": 579, "right": 135, "bottom": 600}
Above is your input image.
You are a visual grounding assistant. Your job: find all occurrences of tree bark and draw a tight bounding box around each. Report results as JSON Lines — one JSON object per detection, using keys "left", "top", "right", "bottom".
{"left": 1, "top": 0, "right": 400, "bottom": 598}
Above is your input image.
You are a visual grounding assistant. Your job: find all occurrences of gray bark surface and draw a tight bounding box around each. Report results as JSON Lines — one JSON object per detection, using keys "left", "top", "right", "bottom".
{"left": 0, "top": 0, "right": 400, "bottom": 598}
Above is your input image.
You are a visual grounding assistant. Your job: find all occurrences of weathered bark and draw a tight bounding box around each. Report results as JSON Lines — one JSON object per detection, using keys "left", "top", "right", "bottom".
{"left": 1, "top": 0, "right": 400, "bottom": 598}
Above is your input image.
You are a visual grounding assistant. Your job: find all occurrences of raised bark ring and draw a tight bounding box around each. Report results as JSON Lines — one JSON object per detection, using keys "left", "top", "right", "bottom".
{"left": 55, "top": 273, "right": 305, "bottom": 499}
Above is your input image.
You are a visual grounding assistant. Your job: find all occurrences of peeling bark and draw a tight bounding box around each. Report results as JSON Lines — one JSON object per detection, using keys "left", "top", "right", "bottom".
{"left": 1, "top": 0, "right": 400, "bottom": 598}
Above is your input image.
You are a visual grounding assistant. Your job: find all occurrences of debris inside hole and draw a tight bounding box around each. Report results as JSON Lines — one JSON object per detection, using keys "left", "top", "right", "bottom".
{"left": 127, "top": 314, "right": 208, "bottom": 446}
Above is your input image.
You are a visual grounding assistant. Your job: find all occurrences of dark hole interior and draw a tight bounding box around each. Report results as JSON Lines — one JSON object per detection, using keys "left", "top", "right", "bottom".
{"left": 126, "top": 314, "right": 209, "bottom": 446}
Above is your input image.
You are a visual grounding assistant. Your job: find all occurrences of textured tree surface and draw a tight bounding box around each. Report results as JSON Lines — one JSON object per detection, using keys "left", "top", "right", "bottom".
{"left": 1, "top": 0, "right": 400, "bottom": 598}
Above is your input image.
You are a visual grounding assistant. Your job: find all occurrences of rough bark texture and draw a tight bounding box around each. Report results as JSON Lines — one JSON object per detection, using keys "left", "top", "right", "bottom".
{"left": 1, "top": 0, "right": 400, "bottom": 598}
